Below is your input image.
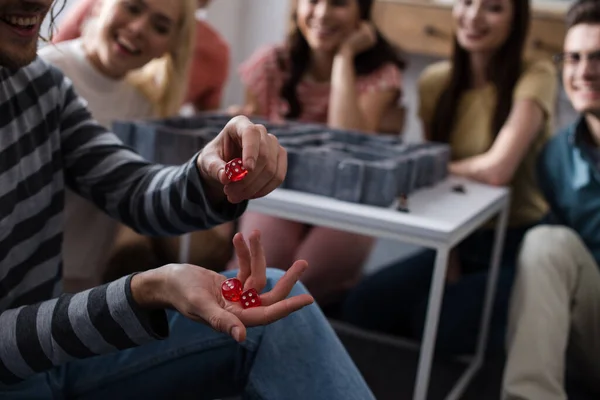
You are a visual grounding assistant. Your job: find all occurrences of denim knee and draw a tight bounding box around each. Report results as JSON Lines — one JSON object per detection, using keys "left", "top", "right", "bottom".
{"left": 265, "top": 268, "right": 286, "bottom": 280}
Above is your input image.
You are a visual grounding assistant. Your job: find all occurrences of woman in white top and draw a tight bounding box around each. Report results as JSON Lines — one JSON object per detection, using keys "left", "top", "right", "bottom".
{"left": 40, "top": 0, "right": 197, "bottom": 292}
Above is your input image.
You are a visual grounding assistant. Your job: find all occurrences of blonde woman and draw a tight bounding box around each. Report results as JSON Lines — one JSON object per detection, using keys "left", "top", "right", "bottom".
{"left": 40, "top": 0, "right": 201, "bottom": 292}
{"left": 53, "top": 0, "right": 229, "bottom": 113}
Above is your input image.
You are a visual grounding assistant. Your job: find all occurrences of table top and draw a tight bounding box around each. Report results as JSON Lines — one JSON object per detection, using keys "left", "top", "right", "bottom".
{"left": 247, "top": 176, "right": 510, "bottom": 248}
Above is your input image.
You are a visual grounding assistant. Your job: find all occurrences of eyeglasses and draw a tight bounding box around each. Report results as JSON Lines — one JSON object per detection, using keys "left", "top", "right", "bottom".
{"left": 554, "top": 50, "right": 600, "bottom": 70}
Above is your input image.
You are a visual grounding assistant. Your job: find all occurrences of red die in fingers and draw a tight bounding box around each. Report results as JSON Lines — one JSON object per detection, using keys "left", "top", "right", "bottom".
{"left": 225, "top": 158, "right": 248, "bottom": 182}
{"left": 221, "top": 278, "right": 243, "bottom": 302}
{"left": 241, "top": 288, "right": 261, "bottom": 309}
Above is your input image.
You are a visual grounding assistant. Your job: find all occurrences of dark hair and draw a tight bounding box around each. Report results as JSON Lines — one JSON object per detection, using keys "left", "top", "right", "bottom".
{"left": 566, "top": 0, "right": 600, "bottom": 29}
{"left": 41, "top": 0, "right": 67, "bottom": 42}
{"left": 279, "top": 0, "right": 406, "bottom": 119}
{"left": 430, "top": 0, "right": 530, "bottom": 143}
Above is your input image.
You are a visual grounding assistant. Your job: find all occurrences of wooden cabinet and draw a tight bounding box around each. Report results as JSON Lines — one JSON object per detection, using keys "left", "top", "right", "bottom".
{"left": 373, "top": 2, "right": 453, "bottom": 57}
{"left": 527, "top": 14, "right": 567, "bottom": 59}
{"left": 372, "top": 0, "right": 566, "bottom": 60}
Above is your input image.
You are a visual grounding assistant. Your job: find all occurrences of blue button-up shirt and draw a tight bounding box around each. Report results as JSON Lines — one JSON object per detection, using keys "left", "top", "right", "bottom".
{"left": 538, "top": 115, "right": 600, "bottom": 264}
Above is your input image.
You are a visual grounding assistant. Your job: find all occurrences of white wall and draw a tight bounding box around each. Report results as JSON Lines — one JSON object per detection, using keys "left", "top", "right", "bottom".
{"left": 206, "top": 0, "right": 292, "bottom": 108}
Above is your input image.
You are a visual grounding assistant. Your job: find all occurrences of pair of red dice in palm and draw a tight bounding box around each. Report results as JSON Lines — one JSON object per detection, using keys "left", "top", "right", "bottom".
{"left": 221, "top": 278, "right": 262, "bottom": 309}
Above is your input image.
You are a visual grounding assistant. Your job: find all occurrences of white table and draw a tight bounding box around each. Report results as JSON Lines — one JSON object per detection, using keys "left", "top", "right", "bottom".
{"left": 245, "top": 176, "right": 510, "bottom": 400}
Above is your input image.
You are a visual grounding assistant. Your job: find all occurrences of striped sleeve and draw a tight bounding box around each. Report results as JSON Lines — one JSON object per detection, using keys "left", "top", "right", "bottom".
{"left": 0, "top": 275, "right": 167, "bottom": 385}
{"left": 55, "top": 70, "right": 247, "bottom": 235}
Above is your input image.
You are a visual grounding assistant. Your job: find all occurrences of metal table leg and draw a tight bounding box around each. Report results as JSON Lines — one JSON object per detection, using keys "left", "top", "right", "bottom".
{"left": 446, "top": 200, "right": 510, "bottom": 399}
{"left": 414, "top": 199, "right": 510, "bottom": 400}
{"left": 413, "top": 247, "right": 450, "bottom": 400}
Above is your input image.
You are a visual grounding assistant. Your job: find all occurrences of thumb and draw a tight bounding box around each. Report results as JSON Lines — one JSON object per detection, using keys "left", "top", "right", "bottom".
{"left": 205, "top": 304, "right": 247, "bottom": 342}
{"left": 198, "top": 150, "right": 229, "bottom": 186}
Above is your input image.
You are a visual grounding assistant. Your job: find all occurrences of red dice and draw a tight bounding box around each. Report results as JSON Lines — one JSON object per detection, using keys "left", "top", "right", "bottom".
{"left": 225, "top": 158, "right": 248, "bottom": 182}
{"left": 240, "top": 288, "right": 261, "bottom": 309}
{"left": 221, "top": 278, "right": 243, "bottom": 302}
{"left": 221, "top": 277, "right": 261, "bottom": 308}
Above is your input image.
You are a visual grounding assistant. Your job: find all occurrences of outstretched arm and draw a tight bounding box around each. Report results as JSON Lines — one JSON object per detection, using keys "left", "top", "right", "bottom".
{"left": 57, "top": 75, "right": 247, "bottom": 236}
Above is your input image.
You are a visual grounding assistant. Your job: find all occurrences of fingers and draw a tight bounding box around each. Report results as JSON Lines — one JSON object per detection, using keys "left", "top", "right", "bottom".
{"left": 243, "top": 230, "right": 267, "bottom": 293}
{"left": 225, "top": 116, "right": 261, "bottom": 171}
{"left": 233, "top": 231, "right": 267, "bottom": 292}
{"left": 208, "top": 115, "right": 286, "bottom": 203}
{"left": 197, "top": 148, "right": 229, "bottom": 186}
{"left": 250, "top": 145, "right": 288, "bottom": 199}
{"left": 225, "top": 133, "right": 285, "bottom": 202}
{"left": 200, "top": 303, "right": 247, "bottom": 343}
{"left": 241, "top": 133, "right": 283, "bottom": 197}
{"left": 238, "top": 294, "right": 315, "bottom": 327}
{"left": 209, "top": 258, "right": 313, "bottom": 331}
{"left": 259, "top": 260, "right": 309, "bottom": 306}
{"left": 233, "top": 233, "right": 252, "bottom": 285}
{"left": 196, "top": 115, "right": 262, "bottom": 188}
{"left": 244, "top": 124, "right": 271, "bottom": 179}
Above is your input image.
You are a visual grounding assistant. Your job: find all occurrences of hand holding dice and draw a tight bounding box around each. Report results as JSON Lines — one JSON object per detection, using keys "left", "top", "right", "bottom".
{"left": 130, "top": 230, "right": 314, "bottom": 344}
{"left": 219, "top": 230, "right": 276, "bottom": 310}
{"left": 196, "top": 115, "right": 287, "bottom": 204}
{"left": 216, "top": 230, "right": 312, "bottom": 336}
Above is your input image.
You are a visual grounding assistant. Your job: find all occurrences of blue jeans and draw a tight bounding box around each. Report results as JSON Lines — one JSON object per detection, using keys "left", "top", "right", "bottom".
{"left": 3, "top": 269, "right": 375, "bottom": 400}
{"left": 341, "top": 225, "right": 535, "bottom": 356}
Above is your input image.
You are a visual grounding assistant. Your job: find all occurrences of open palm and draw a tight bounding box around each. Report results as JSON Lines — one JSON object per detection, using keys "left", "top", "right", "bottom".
{"left": 163, "top": 230, "right": 314, "bottom": 342}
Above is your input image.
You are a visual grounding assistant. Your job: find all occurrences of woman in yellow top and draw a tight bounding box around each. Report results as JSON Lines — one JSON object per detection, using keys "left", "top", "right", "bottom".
{"left": 340, "top": 0, "right": 558, "bottom": 356}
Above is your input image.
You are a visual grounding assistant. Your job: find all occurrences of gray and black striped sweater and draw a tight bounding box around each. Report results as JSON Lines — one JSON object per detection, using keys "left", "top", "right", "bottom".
{"left": 0, "top": 58, "right": 246, "bottom": 385}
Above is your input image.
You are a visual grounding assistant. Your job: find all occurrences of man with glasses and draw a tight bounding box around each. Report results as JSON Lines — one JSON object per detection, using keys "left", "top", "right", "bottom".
{"left": 502, "top": 1, "right": 600, "bottom": 399}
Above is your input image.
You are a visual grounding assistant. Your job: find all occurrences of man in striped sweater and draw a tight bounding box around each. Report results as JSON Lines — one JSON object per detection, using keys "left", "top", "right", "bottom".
{"left": 0, "top": 0, "right": 377, "bottom": 399}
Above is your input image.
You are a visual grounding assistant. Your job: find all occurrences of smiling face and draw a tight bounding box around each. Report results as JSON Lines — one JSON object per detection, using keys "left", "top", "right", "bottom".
{"left": 295, "top": 0, "right": 361, "bottom": 54}
{"left": 452, "top": 0, "right": 513, "bottom": 55}
{"left": 562, "top": 24, "right": 600, "bottom": 116}
{"left": 0, "top": 0, "right": 53, "bottom": 69}
{"left": 89, "top": 0, "right": 181, "bottom": 78}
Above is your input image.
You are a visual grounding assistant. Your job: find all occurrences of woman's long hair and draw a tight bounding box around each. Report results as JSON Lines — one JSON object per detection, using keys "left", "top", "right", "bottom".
{"left": 280, "top": 0, "right": 406, "bottom": 119}
{"left": 85, "top": 0, "right": 197, "bottom": 117}
{"left": 430, "top": 0, "right": 530, "bottom": 143}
